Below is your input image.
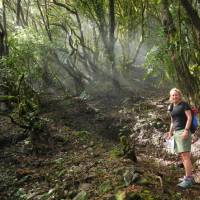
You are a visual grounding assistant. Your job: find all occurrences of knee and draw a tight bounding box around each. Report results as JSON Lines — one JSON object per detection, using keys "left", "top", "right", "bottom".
{"left": 181, "top": 152, "right": 191, "bottom": 161}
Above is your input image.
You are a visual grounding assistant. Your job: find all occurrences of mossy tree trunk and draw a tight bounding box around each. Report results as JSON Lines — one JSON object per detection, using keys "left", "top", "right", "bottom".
{"left": 161, "top": 0, "right": 200, "bottom": 105}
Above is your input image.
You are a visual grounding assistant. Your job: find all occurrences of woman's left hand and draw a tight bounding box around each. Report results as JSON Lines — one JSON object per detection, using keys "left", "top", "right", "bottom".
{"left": 182, "top": 130, "right": 189, "bottom": 140}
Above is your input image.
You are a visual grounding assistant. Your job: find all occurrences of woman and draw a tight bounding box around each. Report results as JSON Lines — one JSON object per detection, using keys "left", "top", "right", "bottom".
{"left": 167, "top": 88, "right": 194, "bottom": 188}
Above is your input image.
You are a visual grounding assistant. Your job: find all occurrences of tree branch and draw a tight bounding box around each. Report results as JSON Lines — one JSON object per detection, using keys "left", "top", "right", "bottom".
{"left": 0, "top": 112, "right": 29, "bottom": 129}
{"left": 52, "top": 0, "right": 76, "bottom": 14}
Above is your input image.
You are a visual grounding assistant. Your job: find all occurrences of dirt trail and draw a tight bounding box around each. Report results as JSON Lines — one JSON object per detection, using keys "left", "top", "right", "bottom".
{"left": 0, "top": 94, "right": 200, "bottom": 200}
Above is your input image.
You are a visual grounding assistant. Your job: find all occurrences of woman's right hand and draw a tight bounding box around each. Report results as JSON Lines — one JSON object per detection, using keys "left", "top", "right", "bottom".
{"left": 165, "top": 132, "right": 173, "bottom": 140}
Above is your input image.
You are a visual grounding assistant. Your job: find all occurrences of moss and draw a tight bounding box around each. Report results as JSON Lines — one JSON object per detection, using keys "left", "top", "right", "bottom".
{"left": 171, "top": 192, "right": 182, "bottom": 200}
{"left": 109, "top": 146, "right": 124, "bottom": 158}
{"left": 98, "top": 180, "right": 113, "bottom": 195}
{"left": 73, "top": 130, "right": 91, "bottom": 140}
{"left": 0, "top": 95, "right": 17, "bottom": 102}
{"left": 139, "top": 189, "right": 155, "bottom": 200}
{"left": 116, "top": 190, "right": 154, "bottom": 200}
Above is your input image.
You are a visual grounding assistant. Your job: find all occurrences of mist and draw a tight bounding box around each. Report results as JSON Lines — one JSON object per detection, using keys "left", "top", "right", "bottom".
{"left": 44, "top": 17, "right": 169, "bottom": 99}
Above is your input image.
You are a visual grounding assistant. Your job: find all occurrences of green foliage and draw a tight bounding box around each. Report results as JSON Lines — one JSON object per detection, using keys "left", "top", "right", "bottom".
{"left": 115, "top": 189, "right": 155, "bottom": 200}
{"left": 73, "top": 130, "right": 91, "bottom": 141}
{"left": 170, "top": 192, "right": 182, "bottom": 200}
{"left": 144, "top": 45, "right": 175, "bottom": 83}
{"left": 189, "top": 64, "right": 200, "bottom": 77}
{"left": 10, "top": 96, "right": 45, "bottom": 132}
{"left": 139, "top": 189, "right": 155, "bottom": 200}
{"left": 0, "top": 26, "right": 51, "bottom": 135}
{"left": 0, "top": 27, "right": 51, "bottom": 98}
{"left": 0, "top": 95, "right": 17, "bottom": 102}
{"left": 109, "top": 146, "right": 124, "bottom": 158}
{"left": 116, "top": 0, "right": 144, "bottom": 38}
{"left": 75, "top": 0, "right": 108, "bottom": 19}
{"left": 98, "top": 180, "right": 113, "bottom": 195}
{"left": 15, "top": 188, "right": 28, "bottom": 200}
{"left": 142, "top": 0, "right": 200, "bottom": 102}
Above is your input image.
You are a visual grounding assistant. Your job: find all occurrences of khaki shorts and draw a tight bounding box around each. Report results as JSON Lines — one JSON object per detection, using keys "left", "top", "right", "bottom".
{"left": 174, "top": 129, "right": 191, "bottom": 153}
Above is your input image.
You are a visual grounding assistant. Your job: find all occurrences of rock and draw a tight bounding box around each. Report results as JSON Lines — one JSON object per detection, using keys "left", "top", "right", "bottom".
{"left": 135, "top": 177, "right": 149, "bottom": 185}
{"left": 68, "top": 190, "right": 78, "bottom": 199}
{"left": 102, "top": 193, "right": 115, "bottom": 200}
{"left": 194, "top": 159, "right": 200, "bottom": 169}
{"left": 79, "top": 183, "right": 91, "bottom": 191}
{"left": 89, "top": 141, "right": 95, "bottom": 147}
{"left": 115, "top": 190, "right": 142, "bottom": 200}
{"left": 114, "top": 167, "right": 126, "bottom": 175}
{"left": 194, "top": 172, "right": 200, "bottom": 183}
{"left": 132, "top": 173, "right": 140, "bottom": 182}
{"left": 72, "top": 191, "right": 88, "bottom": 200}
{"left": 16, "top": 168, "right": 34, "bottom": 179}
{"left": 123, "top": 167, "right": 140, "bottom": 186}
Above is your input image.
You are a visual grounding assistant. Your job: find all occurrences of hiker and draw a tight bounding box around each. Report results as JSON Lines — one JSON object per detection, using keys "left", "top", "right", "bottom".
{"left": 166, "top": 88, "right": 194, "bottom": 188}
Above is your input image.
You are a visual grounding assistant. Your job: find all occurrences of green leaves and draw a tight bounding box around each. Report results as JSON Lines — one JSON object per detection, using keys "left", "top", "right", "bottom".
{"left": 144, "top": 44, "right": 174, "bottom": 83}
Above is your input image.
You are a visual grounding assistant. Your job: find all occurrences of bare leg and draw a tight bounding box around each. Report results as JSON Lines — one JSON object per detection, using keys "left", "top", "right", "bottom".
{"left": 181, "top": 152, "right": 192, "bottom": 176}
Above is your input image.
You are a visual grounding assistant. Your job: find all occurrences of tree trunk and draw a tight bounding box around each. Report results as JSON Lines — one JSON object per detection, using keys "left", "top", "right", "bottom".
{"left": 52, "top": 51, "right": 88, "bottom": 95}
{"left": 0, "top": 0, "right": 8, "bottom": 57}
{"left": 180, "top": 0, "right": 200, "bottom": 35}
{"left": 161, "top": 0, "right": 200, "bottom": 105}
{"left": 16, "top": 0, "right": 21, "bottom": 25}
{"left": 0, "top": 25, "right": 4, "bottom": 58}
{"left": 180, "top": 0, "right": 200, "bottom": 47}
{"left": 16, "top": 0, "right": 27, "bottom": 26}
{"left": 109, "top": 0, "right": 121, "bottom": 92}
{"left": 37, "top": 0, "right": 52, "bottom": 41}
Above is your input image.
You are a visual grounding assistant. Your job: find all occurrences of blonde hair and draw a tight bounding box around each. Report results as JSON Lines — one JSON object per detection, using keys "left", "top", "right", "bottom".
{"left": 169, "top": 88, "right": 182, "bottom": 102}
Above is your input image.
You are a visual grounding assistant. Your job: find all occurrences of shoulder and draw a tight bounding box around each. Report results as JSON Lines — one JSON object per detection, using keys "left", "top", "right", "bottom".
{"left": 181, "top": 101, "right": 191, "bottom": 110}
{"left": 181, "top": 101, "right": 188, "bottom": 105}
{"left": 181, "top": 101, "right": 190, "bottom": 106}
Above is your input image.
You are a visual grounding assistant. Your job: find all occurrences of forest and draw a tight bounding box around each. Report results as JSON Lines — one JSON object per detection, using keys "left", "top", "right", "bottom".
{"left": 0, "top": 0, "right": 200, "bottom": 199}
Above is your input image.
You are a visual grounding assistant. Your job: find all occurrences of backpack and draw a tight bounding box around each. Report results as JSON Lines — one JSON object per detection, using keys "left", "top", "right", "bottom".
{"left": 190, "top": 106, "right": 198, "bottom": 133}
{"left": 167, "top": 103, "right": 199, "bottom": 134}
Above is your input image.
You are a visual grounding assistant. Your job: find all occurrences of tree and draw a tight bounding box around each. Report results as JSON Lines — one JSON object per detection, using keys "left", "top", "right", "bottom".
{"left": 109, "top": 0, "right": 121, "bottom": 91}
{"left": 0, "top": 0, "right": 9, "bottom": 57}
{"left": 180, "top": 0, "right": 200, "bottom": 38}
{"left": 160, "top": 0, "right": 200, "bottom": 104}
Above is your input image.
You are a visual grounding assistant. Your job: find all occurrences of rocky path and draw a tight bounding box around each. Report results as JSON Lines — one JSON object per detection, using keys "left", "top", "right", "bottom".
{"left": 0, "top": 94, "right": 200, "bottom": 200}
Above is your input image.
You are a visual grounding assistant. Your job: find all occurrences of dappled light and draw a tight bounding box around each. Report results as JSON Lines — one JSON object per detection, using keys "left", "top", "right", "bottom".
{"left": 0, "top": 0, "right": 200, "bottom": 199}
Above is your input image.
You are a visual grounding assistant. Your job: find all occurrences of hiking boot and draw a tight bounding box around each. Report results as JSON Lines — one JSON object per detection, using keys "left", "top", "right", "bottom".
{"left": 178, "top": 176, "right": 186, "bottom": 182}
{"left": 178, "top": 176, "right": 195, "bottom": 183}
{"left": 177, "top": 177, "right": 194, "bottom": 189}
{"left": 178, "top": 175, "right": 195, "bottom": 182}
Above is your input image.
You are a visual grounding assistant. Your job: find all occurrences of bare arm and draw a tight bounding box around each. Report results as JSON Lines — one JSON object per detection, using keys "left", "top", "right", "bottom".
{"left": 184, "top": 110, "right": 192, "bottom": 130}
{"left": 169, "top": 116, "right": 174, "bottom": 135}
{"left": 166, "top": 116, "right": 174, "bottom": 139}
{"left": 182, "top": 110, "right": 192, "bottom": 139}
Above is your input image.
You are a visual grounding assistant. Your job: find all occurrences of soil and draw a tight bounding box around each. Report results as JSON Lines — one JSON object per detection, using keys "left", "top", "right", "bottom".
{"left": 0, "top": 92, "right": 200, "bottom": 200}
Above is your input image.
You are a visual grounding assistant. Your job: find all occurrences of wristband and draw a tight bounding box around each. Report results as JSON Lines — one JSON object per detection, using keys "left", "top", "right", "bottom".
{"left": 185, "top": 128, "right": 189, "bottom": 131}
